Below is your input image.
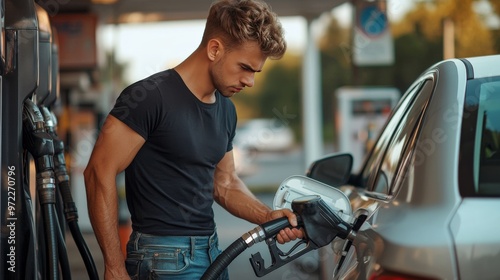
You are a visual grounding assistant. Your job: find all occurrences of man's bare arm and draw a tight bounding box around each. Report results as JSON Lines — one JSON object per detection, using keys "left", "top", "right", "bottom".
{"left": 213, "top": 150, "right": 304, "bottom": 243}
{"left": 84, "top": 115, "right": 145, "bottom": 279}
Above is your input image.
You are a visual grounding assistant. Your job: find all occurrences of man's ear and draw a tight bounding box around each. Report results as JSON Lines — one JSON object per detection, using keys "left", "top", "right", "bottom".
{"left": 207, "top": 39, "right": 223, "bottom": 61}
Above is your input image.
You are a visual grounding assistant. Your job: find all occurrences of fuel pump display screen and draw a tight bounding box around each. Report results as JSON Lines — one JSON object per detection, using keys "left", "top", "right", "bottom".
{"left": 336, "top": 87, "right": 400, "bottom": 171}
{"left": 352, "top": 99, "right": 393, "bottom": 116}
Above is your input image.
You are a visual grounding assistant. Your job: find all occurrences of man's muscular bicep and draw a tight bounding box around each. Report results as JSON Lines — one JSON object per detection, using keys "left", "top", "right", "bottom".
{"left": 87, "top": 115, "right": 145, "bottom": 175}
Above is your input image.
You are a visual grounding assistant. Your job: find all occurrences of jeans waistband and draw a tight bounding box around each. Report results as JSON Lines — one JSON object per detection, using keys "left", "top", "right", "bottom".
{"left": 129, "top": 230, "right": 218, "bottom": 251}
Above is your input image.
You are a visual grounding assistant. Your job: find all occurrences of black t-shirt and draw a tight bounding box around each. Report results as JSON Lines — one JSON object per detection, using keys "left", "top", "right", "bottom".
{"left": 109, "top": 69, "right": 237, "bottom": 236}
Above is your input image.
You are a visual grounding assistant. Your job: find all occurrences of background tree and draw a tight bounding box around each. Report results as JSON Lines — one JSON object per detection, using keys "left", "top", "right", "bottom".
{"left": 232, "top": 54, "right": 302, "bottom": 140}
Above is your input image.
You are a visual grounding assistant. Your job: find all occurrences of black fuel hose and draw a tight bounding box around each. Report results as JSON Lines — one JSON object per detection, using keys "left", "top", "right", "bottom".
{"left": 24, "top": 100, "right": 60, "bottom": 280}
{"left": 41, "top": 106, "right": 100, "bottom": 280}
{"left": 201, "top": 196, "right": 355, "bottom": 280}
{"left": 57, "top": 166, "right": 99, "bottom": 280}
{"left": 69, "top": 221, "right": 99, "bottom": 279}
{"left": 42, "top": 204, "right": 60, "bottom": 280}
{"left": 201, "top": 217, "right": 292, "bottom": 280}
{"left": 53, "top": 167, "right": 99, "bottom": 280}
{"left": 201, "top": 238, "right": 248, "bottom": 280}
{"left": 56, "top": 217, "right": 72, "bottom": 280}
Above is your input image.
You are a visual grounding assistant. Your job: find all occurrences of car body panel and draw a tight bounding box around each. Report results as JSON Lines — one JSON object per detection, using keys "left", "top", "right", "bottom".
{"left": 326, "top": 55, "right": 500, "bottom": 279}
{"left": 461, "top": 55, "right": 500, "bottom": 79}
{"left": 451, "top": 198, "right": 500, "bottom": 280}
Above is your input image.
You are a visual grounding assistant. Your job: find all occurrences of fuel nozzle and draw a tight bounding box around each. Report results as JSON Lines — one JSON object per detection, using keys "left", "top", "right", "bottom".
{"left": 292, "top": 195, "right": 355, "bottom": 247}
{"left": 247, "top": 195, "right": 355, "bottom": 277}
{"left": 203, "top": 195, "right": 357, "bottom": 280}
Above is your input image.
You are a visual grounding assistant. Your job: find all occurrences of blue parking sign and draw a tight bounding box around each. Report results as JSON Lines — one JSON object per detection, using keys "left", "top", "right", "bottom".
{"left": 359, "top": 5, "right": 388, "bottom": 38}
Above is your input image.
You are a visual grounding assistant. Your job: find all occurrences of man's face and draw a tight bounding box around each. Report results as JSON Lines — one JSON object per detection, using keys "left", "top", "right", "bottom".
{"left": 210, "top": 40, "right": 267, "bottom": 98}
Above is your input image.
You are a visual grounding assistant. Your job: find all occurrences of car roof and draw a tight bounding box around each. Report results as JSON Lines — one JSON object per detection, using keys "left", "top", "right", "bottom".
{"left": 460, "top": 54, "right": 500, "bottom": 79}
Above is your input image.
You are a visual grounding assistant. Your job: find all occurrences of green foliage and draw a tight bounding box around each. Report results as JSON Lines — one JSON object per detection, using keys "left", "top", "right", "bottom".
{"left": 492, "top": 0, "right": 500, "bottom": 14}
{"left": 254, "top": 62, "right": 301, "bottom": 120}
{"left": 493, "top": 29, "right": 500, "bottom": 52}
{"left": 319, "top": 17, "right": 353, "bottom": 142}
{"left": 392, "top": 32, "right": 443, "bottom": 91}
{"left": 101, "top": 51, "right": 129, "bottom": 84}
{"left": 232, "top": 54, "right": 302, "bottom": 140}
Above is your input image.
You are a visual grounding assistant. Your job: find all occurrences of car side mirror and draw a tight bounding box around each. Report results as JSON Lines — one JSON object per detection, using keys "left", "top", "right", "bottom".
{"left": 306, "top": 153, "right": 353, "bottom": 187}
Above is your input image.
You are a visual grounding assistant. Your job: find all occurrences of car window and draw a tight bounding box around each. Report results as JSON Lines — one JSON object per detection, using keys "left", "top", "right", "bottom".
{"left": 374, "top": 78, "right": 435, "bottom": 195}
{"left": 358, "top": 80, "right": 424, "bottom": 190}
{"left": 459, "top": 76, "right": 500, "bottom": 196}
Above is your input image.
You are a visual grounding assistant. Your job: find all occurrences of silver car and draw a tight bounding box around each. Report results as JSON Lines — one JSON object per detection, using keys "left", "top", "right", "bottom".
{"left": 306, "top": 55, "right": 500, "bottom": 279}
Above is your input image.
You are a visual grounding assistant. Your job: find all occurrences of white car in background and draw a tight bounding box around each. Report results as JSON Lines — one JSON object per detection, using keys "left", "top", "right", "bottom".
{"left": 233, "top": 118, "right": 295, "bottom": 153}
{"left": 232, "top": 144, "right": 258, "bottom": 177}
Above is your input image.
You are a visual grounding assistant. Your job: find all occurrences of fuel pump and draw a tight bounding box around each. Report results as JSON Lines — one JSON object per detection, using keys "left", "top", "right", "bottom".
{"left": 1, "top": 0, "right": 40, "bottom": 279}
{"left": 31, "top": 5, "right": 69, "bottom": 279}
{"left": 1, "top": 0, "right": 99, "bottom": 279}
{"left": 37, "top": 3, "right": 98, "bottom": 279}
{"left": 35, "top": 4, "right": 98, "bottom": 279}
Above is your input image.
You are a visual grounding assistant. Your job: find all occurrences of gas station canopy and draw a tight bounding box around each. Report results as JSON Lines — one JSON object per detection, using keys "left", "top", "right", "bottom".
{"left": 60, "top": 0, "right": 348, "bottom": 23}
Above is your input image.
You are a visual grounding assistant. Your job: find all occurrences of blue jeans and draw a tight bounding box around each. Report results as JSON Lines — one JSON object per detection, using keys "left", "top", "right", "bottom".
{"left": 125, "top": 230, "right": 229, "bottom": 280}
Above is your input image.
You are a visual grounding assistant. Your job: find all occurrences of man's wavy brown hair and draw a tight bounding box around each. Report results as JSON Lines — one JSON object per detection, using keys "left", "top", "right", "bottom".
{"left": 201, "top": 0, "right": 286, "bottom": 59}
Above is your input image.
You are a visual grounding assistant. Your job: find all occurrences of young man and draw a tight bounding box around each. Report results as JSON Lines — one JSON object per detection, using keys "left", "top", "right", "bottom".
{"left": 84, "top": 0, "right": 303, "bottom": 279}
